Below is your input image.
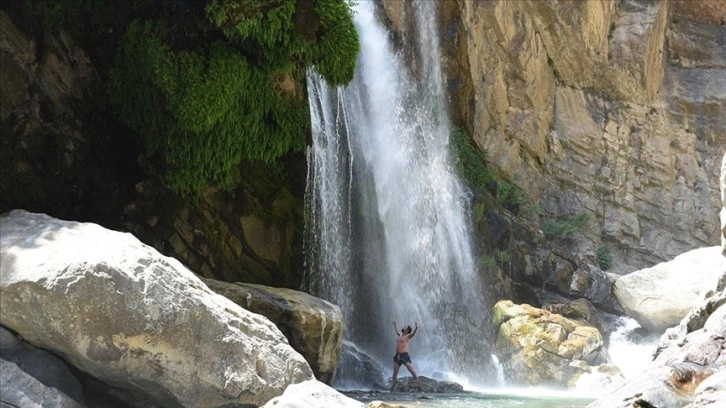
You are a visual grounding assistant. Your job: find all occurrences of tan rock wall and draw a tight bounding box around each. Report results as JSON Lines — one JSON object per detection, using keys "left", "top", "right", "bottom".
{"left": 721, "top": 153, "right": 726, "bottom": 254}
{"left": 452, "top": 0, "right": 725, "bottom": 272}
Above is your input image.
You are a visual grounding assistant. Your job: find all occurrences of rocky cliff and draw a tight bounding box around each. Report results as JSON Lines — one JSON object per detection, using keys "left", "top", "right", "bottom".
{"left": 437, "top": 0, "right": 725, "bottom": 274}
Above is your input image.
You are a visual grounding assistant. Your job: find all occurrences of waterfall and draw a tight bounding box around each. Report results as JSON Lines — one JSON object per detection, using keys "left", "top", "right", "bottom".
{"left": 305, "top": 1, "right": 491, "bottom": 385}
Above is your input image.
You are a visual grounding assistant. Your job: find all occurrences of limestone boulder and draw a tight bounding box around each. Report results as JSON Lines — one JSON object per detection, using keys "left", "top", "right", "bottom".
{"left": 261, "top": 379, "right": 364, "bottom": 408}
{"left": 613, "top": 246, "right": 726, "bottom": 331}
{"left": 203, "top": 278, "right": 343, "bottom": 385}
{"left": 492, "top": 300, "right": 610, "bottom": 387}
{"left": 0, "top": 210, "right": 313, "bottom": 407}
{"left": 588, "top": 282, "right": 726, "bottom": 408}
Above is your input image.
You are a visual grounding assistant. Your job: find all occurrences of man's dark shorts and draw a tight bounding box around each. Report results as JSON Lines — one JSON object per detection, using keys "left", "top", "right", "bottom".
{"left": 393, "top": 352, "right": 412, "bottom": 367}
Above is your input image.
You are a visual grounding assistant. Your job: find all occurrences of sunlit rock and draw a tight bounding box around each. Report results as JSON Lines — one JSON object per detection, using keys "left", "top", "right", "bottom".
{"left": 492, "top": 300, "right": 611, "bottom": 387}
{"left": 0, "top": 210, "right": 313, "bottom": 407}
{"left": 453, "top": 0, "right": 724, "bottom": 274}
{"left": 588, "top": 263, "right": 726, "bottom": 408}
{"left": 613, "top": 247, "right": 726, "bottom": 331}
{"left": 203, "top": 278, "right": 344, "bottom": 385}
{"left": 261, "top": 379, "right": 364, "bottom": 408}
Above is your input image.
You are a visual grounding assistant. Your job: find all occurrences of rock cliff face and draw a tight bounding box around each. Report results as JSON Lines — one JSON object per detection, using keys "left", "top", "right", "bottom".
{"left": 433, "top": 0, "right": 725, "bottom": 273}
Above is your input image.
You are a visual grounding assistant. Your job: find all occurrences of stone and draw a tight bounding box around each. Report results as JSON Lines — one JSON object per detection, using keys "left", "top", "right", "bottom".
{"left": 589, "top": 263, "right": 726, "bottom": 408}
{"left": 367, "top": 402, "right": 408, "bottom": 408}
{"left": 389, "top": 376, "right": 464, "bottom": 393}
{"left": 449, "top": 0, "right": 725, "bottom": 275}
{"left": 0, "top": 210, "right": 313, "bottom": 407}
{"left": 0, "top": 326, "right": 84, "bottom": 404}
{"left": 614, "top": 246, "right": 726, "bottom": 331}
{"left": 0, "top": 359, "right": 83, "bottom": 408}
{"left": 261, "top": 379, "right": 364, "bottom": 408}
{"left": 492, "top": 300, "right": 604, "bottom": 387}
{"left": 336, "top": 341, "right": 386, "bottom": 390}
{"left": 721, "top": 153, "right": 725, "bottom": 255}
{"left": 203, "top": 278, "right": 344, "bottom": 385}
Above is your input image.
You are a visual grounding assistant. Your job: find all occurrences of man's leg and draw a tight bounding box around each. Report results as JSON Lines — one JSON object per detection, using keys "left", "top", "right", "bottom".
{"left": 391, "top": 363, "right": 400, "bottom": 390}
{"left": 404, "top": 362, "right": 418, "bottom": 381}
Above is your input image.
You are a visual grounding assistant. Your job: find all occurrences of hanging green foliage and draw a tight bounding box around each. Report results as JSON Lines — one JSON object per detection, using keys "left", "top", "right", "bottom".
{"left": 106, "top": 0, "right": 359, "bottom": 194}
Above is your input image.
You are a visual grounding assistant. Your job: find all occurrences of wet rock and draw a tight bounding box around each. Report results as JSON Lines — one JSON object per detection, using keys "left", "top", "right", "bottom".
{"left": 389, "top": 376, "right": 464, "bottom": 393}
{"left": 335, "top": 341, "right": 386, "bottom": 390}
{"left": 588, "top": 261, "right": 726, "bottom": 408}
{"left": 492, "top": 300, "right": 614, "bottom": 387}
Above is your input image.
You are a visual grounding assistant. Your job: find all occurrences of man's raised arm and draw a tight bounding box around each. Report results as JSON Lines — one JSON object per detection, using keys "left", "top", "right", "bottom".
{"left": 409, "top": 321, "right": 419, "bottom": 338}
{"left": 392, "top": 320, "right": 400, "bottom": 336}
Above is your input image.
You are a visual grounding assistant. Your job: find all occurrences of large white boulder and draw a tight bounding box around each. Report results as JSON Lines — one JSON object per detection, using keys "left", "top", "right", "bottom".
{"left": 613, "top": 247, "right": 726, "bottom": 331}
{"left": 0, "top": 210, "right": 313, "bottom": 407}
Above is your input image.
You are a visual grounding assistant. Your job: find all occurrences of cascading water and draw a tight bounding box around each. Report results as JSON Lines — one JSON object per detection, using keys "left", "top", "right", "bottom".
{"left": 305, "top": 1, "right": 492, "bottom": 385}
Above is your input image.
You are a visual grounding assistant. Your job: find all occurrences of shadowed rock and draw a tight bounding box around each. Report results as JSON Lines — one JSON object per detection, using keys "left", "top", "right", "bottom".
{"left": 389, "top": 376, "right": 464, "bottom": 393}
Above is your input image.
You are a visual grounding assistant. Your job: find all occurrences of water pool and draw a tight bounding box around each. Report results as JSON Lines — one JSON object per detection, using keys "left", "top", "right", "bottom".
{"left": 347, "top": 389, "right": 596, "bottom": 408}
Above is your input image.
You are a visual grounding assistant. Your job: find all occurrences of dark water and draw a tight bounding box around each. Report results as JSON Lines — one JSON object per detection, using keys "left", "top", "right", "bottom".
{"left": 347, "top": 389, "right": 595, "bottom": 408}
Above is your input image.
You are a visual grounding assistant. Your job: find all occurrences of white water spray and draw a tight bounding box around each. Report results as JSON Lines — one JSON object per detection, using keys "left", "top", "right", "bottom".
{"left": 305, "top": 1, "right": 492, "bottom": 385}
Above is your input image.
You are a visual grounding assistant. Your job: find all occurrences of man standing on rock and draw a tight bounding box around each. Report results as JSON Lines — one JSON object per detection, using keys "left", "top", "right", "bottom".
{"left": 391, "top": 320, "right": 419, "bottom": 390}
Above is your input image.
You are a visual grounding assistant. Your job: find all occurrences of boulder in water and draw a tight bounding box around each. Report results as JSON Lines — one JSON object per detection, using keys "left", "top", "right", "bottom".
{"left": 389, "top": 376, "right": 464, "bottom": 393}
{"left": 492, "top": 300, "right": 617, "bottom": 387}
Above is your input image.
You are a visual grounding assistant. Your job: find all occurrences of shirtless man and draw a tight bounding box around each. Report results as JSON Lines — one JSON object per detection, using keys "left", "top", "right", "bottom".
{"left": 391, "top": 320, "right": 419, "bottom": 389}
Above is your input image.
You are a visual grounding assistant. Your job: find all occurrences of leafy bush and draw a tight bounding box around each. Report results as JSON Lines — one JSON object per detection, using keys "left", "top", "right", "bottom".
{"left": 596, "top": 245, "right": 612, "bottom": 270}
{"left": 541, "top": 212, "right": 591, "bottom": 240}
{"left": 497, "top": 182, "right": 525, "bottom": 208}
{"left": 450, "top": 127, "right": 496, "bottom": 193}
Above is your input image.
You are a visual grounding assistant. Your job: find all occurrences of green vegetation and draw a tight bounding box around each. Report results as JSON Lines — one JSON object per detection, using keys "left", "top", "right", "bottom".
{"left": 450, "top": 127, "right": 496, "bottom": 193}
{"left": 480, "top": 248, "right": 510, "bottom": 270}
{"left": 596, "top": 244, "right": 612, "bottom": 270}
{"left": 42, "top": 0, "right": 360, "bottom": 195}
{"left": 541, "top": 212, "right": 591, "bottom": 240}
{"left": 497, "top": 182, "right": 526, "bottom": 208}
{"left": 450, "top": 127, "right": 529, "bottom": 214}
